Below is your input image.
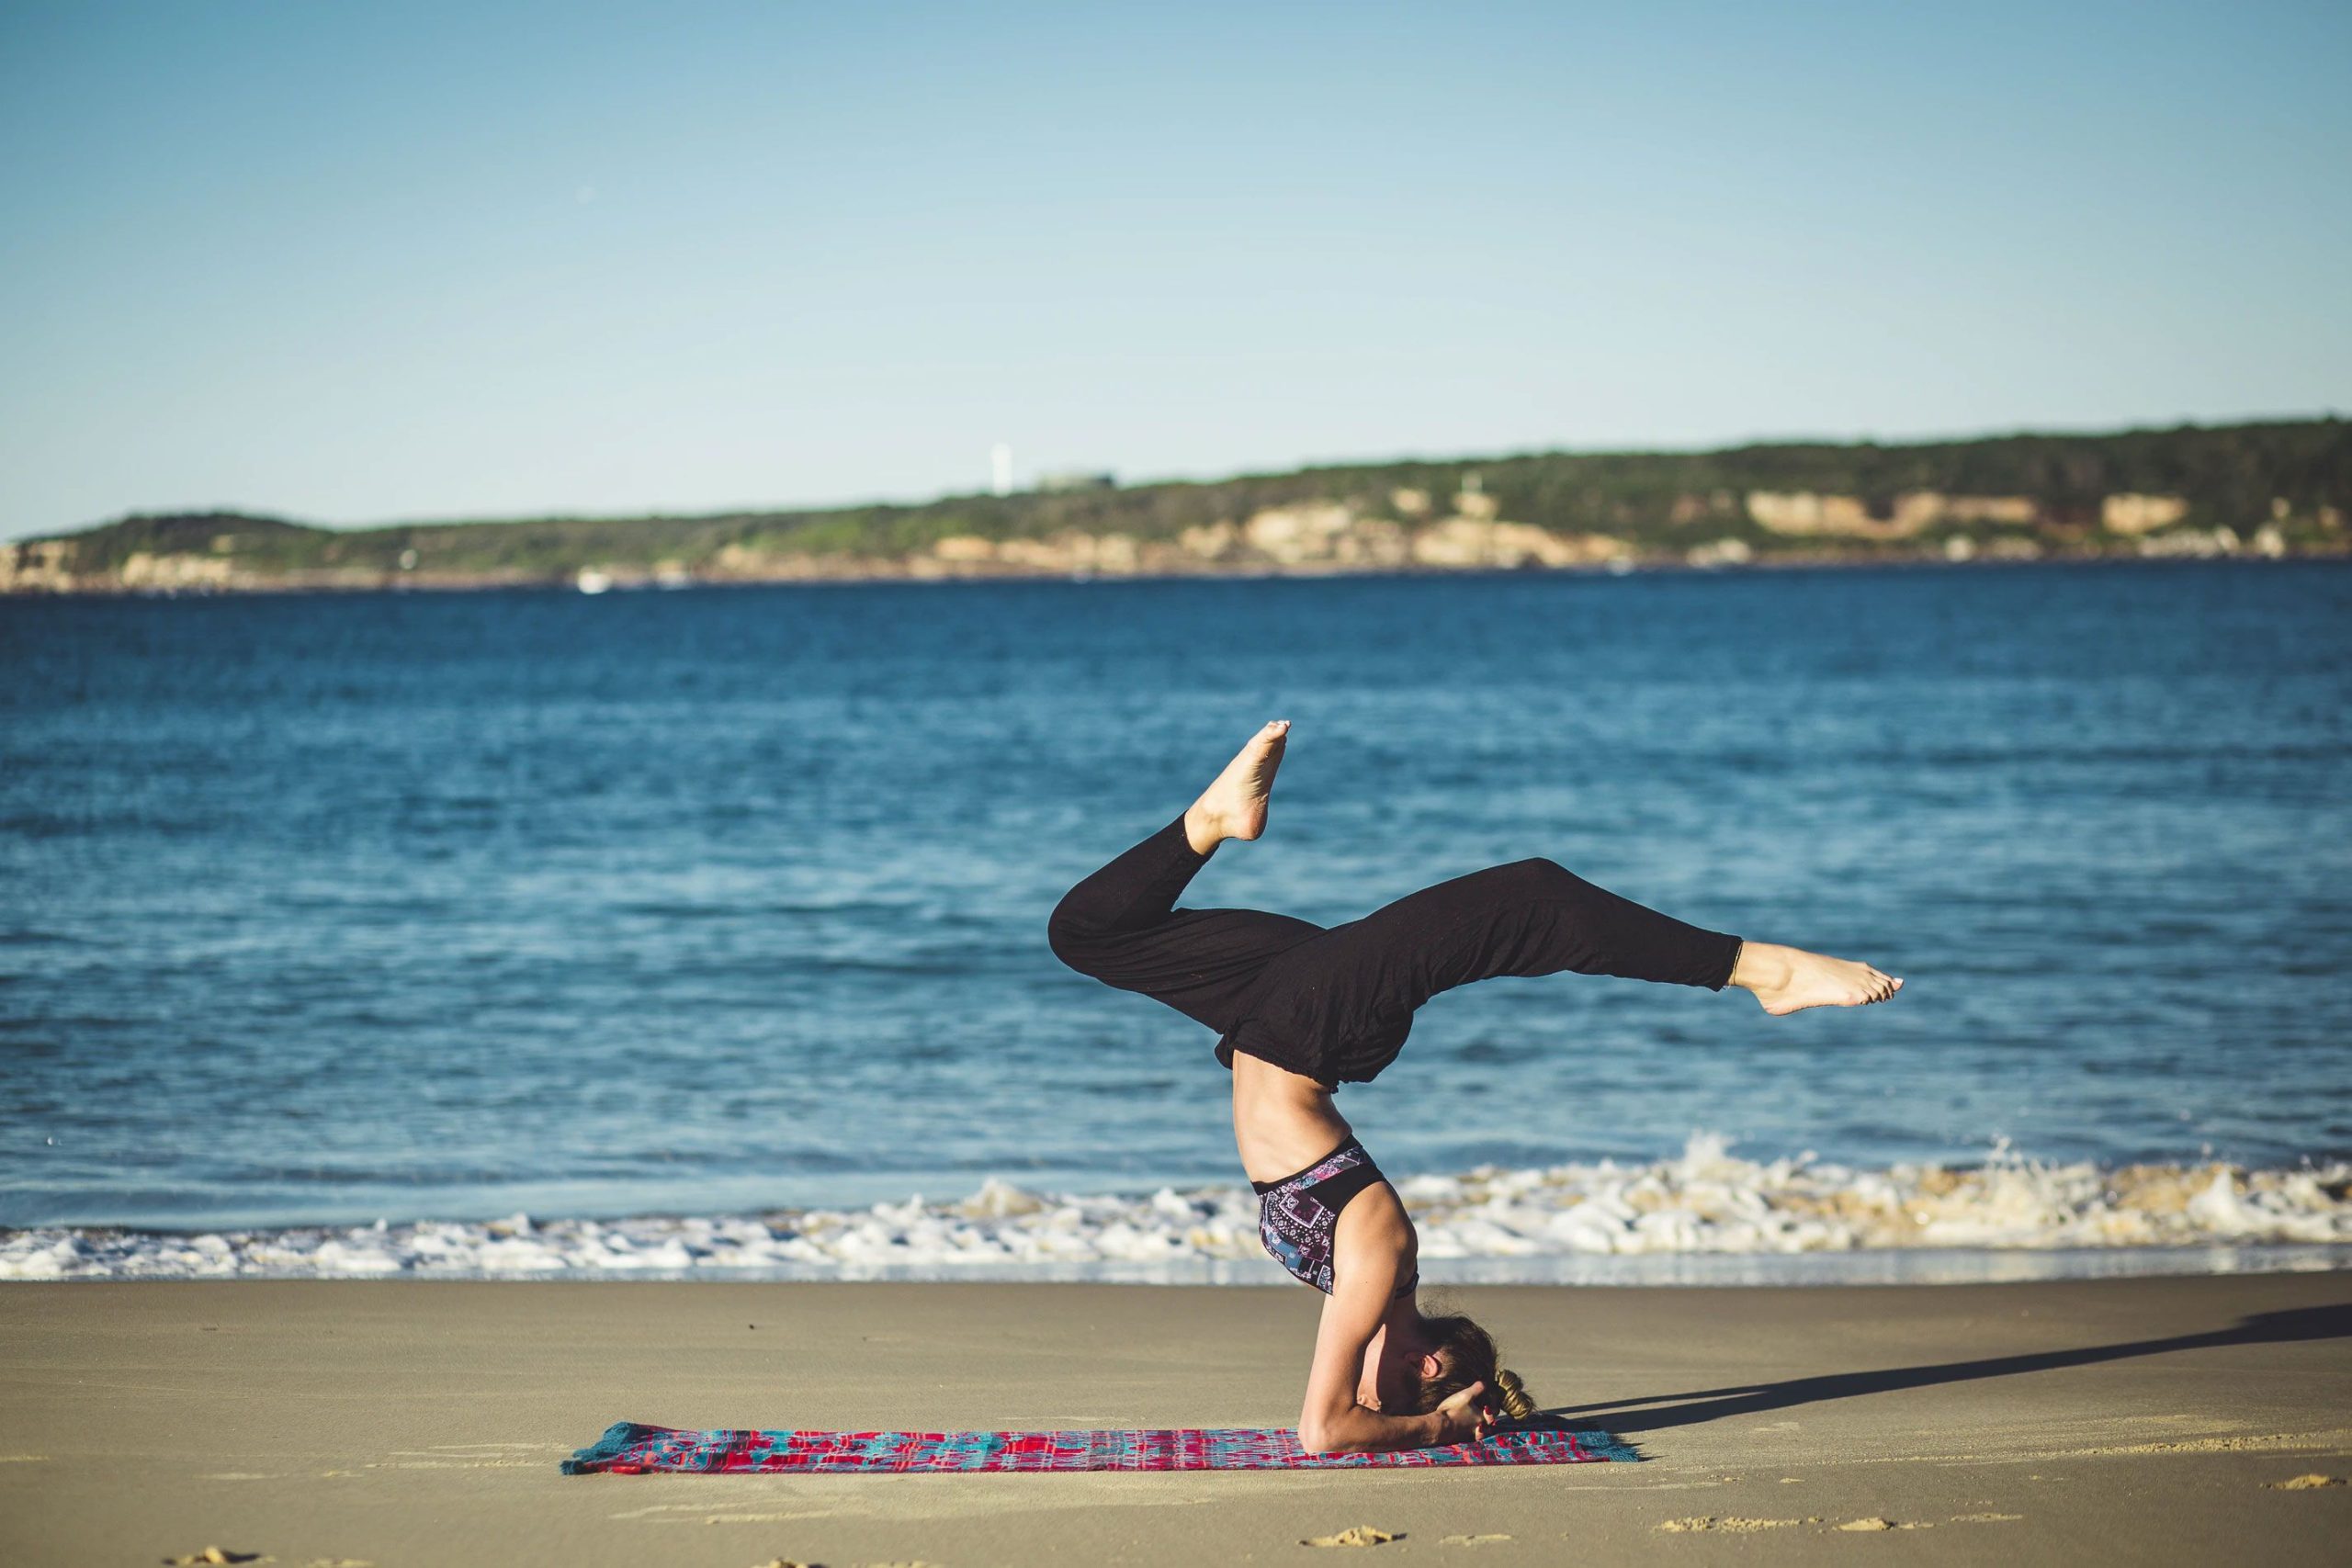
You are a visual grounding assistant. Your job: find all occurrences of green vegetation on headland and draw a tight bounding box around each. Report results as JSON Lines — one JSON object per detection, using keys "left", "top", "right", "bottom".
{"left": 6, "top": 419, "right": 2346, "bottom": 594}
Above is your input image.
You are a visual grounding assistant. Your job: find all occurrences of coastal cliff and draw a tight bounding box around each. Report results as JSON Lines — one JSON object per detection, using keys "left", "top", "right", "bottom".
{"left": 6, "top": 419, "right": 2346, "bottom": 594}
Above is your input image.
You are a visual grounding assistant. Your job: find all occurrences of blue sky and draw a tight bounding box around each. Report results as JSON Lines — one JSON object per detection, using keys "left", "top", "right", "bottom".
{"left": 2, "top": 0, "right": 2346, "bottom": 539}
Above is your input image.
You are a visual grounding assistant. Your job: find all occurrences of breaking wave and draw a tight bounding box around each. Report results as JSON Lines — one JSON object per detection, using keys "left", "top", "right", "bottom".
{"left": 5, "top": 1135, "right": 2347, "bottom": 1282}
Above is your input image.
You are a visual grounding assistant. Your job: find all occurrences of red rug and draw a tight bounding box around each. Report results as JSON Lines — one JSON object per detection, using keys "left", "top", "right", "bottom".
{"left": 562, "top": 1419, "right": 1635, "bottom": 1473}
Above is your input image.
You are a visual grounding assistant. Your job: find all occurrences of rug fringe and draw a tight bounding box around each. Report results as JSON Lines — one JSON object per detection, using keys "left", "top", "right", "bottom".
{"left": 561, "top": 1420, "right": 650, "bottom": 1475}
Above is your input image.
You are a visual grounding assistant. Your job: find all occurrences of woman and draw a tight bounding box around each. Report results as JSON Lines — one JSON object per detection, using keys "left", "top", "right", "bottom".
{"left": 1047, "top": 722, "right": 1901, "bottom": 1455}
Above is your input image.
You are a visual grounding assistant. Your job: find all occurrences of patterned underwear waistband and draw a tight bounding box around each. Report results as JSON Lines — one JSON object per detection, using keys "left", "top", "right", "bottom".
{"left": 1250, "top": 1135, "right": 1366, "bottom": 1195}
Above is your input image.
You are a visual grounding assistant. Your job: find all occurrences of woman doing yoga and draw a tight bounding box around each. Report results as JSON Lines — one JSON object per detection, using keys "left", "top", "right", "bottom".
{"left": 1048, "top": 721, "right": 1902, "bottom": 1455}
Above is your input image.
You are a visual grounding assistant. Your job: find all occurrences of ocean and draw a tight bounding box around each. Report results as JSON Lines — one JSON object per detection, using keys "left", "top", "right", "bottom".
{"left": 3, "top": 560, "right": 2348, "bottom": 1280}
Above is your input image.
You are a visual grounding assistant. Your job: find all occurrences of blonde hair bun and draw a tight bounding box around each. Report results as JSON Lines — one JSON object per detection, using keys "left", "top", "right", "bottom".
{"left": 1492, "top": 1366, "right": 1537, "bottom": 1421}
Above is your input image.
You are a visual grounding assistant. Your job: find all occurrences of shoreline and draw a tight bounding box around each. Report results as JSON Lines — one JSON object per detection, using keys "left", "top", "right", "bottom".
{"left": 10, "top": 1139, "right": 2347, "bottom": 1281}
{"left": 5, "top": 547, "right": 2347, "bottom": 600}
{"left": 9, "top": 416, "right": 2346, "bottom": 595}
{"left": 5, "top": 1273, "right": 2346, "bottom": 1565}
{"left": 6, "top": 1244, "right": 2349, "bottom": 1290}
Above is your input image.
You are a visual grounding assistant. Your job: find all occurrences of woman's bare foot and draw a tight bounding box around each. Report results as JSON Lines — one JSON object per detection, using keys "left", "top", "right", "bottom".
{"left": 1184, "top": 720, "right": 1291, "bottom": 853}
{"left": 1731, "top": 941, "right": 1902, "bottom": 1016}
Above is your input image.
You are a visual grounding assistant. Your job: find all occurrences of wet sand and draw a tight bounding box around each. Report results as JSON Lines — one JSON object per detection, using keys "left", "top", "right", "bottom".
{"left": 2, "top": 1272, "right": 2346, "bottom": 1566}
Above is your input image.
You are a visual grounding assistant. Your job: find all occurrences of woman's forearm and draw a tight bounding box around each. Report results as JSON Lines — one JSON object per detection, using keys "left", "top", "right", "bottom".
{"left": 1298, "top": 1404, "right": 1441, "bottom": 1455}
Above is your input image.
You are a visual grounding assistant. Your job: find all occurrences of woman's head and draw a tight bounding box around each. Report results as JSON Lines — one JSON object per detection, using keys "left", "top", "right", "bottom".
{"left": 1399, "top": 1307, "right": 1538, "bottom": 1421}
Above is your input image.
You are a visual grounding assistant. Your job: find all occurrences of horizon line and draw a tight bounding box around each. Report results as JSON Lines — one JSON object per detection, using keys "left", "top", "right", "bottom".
{"left": 37, "top": 408, "right": 2345, "bottom": 541}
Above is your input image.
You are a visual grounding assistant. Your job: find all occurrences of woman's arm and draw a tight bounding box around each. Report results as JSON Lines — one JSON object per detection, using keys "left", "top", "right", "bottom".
{"left": 1295, "top": 1198, "right": 1489, "bottom": 1455}
{"left": 1299, "top": 1353, "right": 1488, "bottom": 1454}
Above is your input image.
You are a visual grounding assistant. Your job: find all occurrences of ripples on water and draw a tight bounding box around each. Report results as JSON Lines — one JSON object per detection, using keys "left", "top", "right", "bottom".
{"left": 2, "top": 562, "right": 2348, "bottom": 1260}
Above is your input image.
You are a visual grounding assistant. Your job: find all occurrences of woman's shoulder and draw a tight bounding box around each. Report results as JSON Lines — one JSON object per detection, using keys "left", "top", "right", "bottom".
{"left": 1330, "top": 1176, "right": 1418, "bottom": 1281}
{"left": 1343, "top": 1174, "right": 1413, "bottom": 1230}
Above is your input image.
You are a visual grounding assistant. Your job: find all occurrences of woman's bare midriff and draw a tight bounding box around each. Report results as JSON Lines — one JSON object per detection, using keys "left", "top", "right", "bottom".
{"left": 1230, "top": 1048, "right": 1355, "bottom": 1184}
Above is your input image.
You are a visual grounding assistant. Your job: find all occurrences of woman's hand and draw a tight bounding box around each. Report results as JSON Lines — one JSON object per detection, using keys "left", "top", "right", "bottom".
{"left": 1429, "top": 1381, "right": 1491, "bottom": 1445}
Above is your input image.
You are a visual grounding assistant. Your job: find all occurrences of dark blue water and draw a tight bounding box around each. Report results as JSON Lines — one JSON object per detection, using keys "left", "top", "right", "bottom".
{"left": 4, "top": 562, "right": 2348, "bottom": 1229}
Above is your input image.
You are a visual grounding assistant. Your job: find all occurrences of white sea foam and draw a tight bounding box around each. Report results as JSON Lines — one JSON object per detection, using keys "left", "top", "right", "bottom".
{"left": 4, "top": 1135, "right": 2347, "bottom": 1282}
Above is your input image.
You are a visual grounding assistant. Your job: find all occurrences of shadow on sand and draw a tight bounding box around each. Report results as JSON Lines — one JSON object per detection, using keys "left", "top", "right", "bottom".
{"left": 1543, "top": 1300, "right": 2352, "bottom": 1436}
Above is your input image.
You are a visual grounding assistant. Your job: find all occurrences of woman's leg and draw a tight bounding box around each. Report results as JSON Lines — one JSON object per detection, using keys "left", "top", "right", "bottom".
{"left": 1215, "top": 855, "right": 1756, "bottom": 1083}
{"left": 1046, "top": 812, "right": 1322, "bottom": 1032}
{"left": 1315, "top": 855, "right": 1896, "bottom": 1021}
{"left": 1050, "top": 721, "right": 1320, "bottom": 1032}
{"left": 1328, "top": 856, "right": 1746, "bottom": 1019}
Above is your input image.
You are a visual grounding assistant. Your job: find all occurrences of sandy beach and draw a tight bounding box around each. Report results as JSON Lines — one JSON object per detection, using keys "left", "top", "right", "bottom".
{"left": 2, "top": 1271, "right": 2345, "bottom": 1566}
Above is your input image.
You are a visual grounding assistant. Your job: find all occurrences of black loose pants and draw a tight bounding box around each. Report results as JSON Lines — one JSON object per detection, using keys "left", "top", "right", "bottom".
{"left": 1047, "top": 815, "right": 1743, "bottom": 1084}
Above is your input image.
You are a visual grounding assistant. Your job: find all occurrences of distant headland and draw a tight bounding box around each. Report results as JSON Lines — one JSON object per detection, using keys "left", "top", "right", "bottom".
{"left": 6, "top": 419, "right": 2346, "bottom": 595}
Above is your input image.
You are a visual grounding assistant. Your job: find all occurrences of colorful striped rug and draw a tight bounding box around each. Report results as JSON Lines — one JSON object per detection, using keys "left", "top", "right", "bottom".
{"left": 562, "top": 1419, "right": 1635, "bottom": 1473}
